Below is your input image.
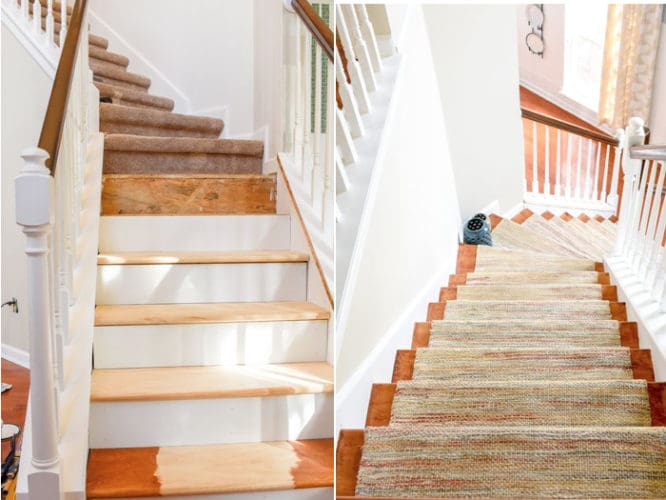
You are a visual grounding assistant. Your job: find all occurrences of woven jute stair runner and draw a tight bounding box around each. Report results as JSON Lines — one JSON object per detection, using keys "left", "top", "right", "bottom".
{"left": 354, "top": 218, "right": 666, "bottom": 498}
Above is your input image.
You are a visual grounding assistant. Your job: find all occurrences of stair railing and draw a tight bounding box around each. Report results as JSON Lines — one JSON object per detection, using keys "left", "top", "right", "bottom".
{"left": 14, "top": 0, "right": 95, "bottom": 496}
{"left": 280, "top": 0, "right": 334, "bottom": 305}
{"left": 335, "top": 3, "right": 383, "bottom": 192}
{"left": 1, "top": 0, "right": 68, "bottom": 71}
{"left": 613, "top": 118, "right": 666, "bottom": 312}
{"left": 521, "top": 107, "right": 625, "bottom": 215}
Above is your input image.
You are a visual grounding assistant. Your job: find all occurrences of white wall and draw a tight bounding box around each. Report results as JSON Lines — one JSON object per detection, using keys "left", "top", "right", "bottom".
{"left": 336, "top": 6, "right": 461, "bottom": 429}
{"left": 517, "top": 4, "right": 565, "bottom": 97}
{"left": 1, "top": 25, "right": 54, "bottom": 357}
{"left": 89, "top": 0, "right": 256, "bottom": 138}
{"left": 649, "top": 19, "right": 666, "bottom": 144}
{"left": 424, "top": 5, "right": 525, "bottom": 221}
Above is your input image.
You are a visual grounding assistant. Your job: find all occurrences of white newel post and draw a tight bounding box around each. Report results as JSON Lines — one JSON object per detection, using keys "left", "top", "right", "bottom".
{"left": 613, "top": 118, "right": 646, "bottom": 256}
{"left": 15, "top": 148, "right": 63, "bottom": 500}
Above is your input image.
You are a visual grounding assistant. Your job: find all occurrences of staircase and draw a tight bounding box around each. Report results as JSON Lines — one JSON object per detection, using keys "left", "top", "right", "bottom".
{"left": 76, "top": 25, "right": 334, "bottom": 500}
{"left": 337, "top": 209, "right": 666, "bottom": 498}
{"left": 8, "top": 2, "right": 334, "bottom": 498}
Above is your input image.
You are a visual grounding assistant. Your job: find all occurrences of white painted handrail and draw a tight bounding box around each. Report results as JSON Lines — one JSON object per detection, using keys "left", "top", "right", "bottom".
{"left": 14, "top": 1, "right": 94, "bottom": 496}
{"left": 280, "top": 1, "right": 334, "bottom": 304}
{"left": 613, "top": 117, "right": 666, "bottom": 312}
{"left": 521, "top": 109, "right": 624, "bottom": 216}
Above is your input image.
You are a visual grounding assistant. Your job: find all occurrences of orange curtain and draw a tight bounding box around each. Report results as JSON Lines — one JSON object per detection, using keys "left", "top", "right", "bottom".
{"left": 598, "top": 4, "right": 663, "bottom": 129}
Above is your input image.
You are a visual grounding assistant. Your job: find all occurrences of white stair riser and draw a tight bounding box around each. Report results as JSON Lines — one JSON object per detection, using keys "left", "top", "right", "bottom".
{"left": 99, "top": 215, "right": 290, "bottom": 252}
{"left": 89, "top": 487, "right": 333, "bottom": 500}
{"left": 96, "top": 263, "right": 307, "bottom": 304}
{"left": 93, "top": 320, "right": 328, "bottom": 368}
{"left": 90, "top": 393, "right": 333, "bottom": 448}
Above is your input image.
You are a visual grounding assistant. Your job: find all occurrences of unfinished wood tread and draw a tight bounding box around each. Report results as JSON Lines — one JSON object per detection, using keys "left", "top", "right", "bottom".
{"left": 101, "top": 173, "right": 277, "bottom": 215}
{"left": 91, "top": 362, "right": 333, "bottom": 402}
{"left": 87, "top": 438, "right": 333, "bottom": 498}
{"left": 95, "top": 301, "right": 329, "bottom": 326}
{"left": 97, "top": 250, "right": 309, "bottom": 265}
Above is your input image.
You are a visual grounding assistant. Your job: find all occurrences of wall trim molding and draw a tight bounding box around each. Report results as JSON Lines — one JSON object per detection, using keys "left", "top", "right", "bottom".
{"left": 1, "top": 3, "right": 58, "bottom": 79}
{"left": 88, "top": 8, "right": 192, "bottom": 113}
{"left": 2, "top": 344, "right": 30, "bottom": 369}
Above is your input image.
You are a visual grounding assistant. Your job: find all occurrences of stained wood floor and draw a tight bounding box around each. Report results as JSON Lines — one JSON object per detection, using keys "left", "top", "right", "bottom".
{"left": 1, "top": 359, "right": 29, "bottom": 460}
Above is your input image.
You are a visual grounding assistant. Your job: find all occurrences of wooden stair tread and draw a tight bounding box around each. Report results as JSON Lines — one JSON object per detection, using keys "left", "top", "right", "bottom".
{"left": 86, "top": 438, "right": 333, "bottom": 497}
{"left": 97, "top": 250, "right": 310, "bottom": 265}
{"left": 95, "top": 301, "right": 329, "bottom": 326}
{"left": 91, "top": 362, "right": 333, "bottom": 401}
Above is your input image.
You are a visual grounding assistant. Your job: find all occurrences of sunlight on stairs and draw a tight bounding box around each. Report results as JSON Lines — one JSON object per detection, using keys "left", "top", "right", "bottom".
{"left": 337, "top": 209, "right": 666, "bottom": 499}
{"left": 79, "top": 27, "right": 333, "bottom": 500}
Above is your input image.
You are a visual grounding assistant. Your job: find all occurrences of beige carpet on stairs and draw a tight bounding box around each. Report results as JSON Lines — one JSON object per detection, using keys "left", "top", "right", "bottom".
{"left": 355, "top": 214, "right": 666, "bottom": 498}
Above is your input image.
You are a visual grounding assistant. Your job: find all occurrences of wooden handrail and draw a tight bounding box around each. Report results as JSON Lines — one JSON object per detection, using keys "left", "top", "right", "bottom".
{"left": 291, "top": 0, "right": 333, "bottom": 62}
{"left": 38, "top": 0, "right": 89, "bottom": 175}
{"left": 521, "top": 107, "right": 619, "bottom": 147}
{"left": 630, "top": 145, "right": 666, "bottom": 161}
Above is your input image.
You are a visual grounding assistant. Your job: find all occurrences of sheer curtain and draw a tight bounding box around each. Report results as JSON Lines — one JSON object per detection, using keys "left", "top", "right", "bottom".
{"left": 598, "top": 4, "right": 663, "bottom": 129}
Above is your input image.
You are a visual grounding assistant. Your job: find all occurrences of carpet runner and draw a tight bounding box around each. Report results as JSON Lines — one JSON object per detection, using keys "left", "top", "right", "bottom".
{"left": 344, "top": 211, "right": 666, "bottom": 498}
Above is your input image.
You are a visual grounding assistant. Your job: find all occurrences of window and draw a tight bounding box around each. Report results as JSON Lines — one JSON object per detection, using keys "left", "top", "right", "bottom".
{"left": 561, "top": 4, "right": 608, "bottom": 112}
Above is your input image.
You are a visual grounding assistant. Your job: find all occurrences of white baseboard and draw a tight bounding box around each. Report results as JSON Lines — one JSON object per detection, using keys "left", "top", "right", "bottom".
{"left": 2, "top": 344, "right": 30, "bottom": 369}
{"left": 335, "top": 261, "right": 455, "bottom": 437}
{"left": 479, "top": 200, "right": 500, "bottom": 216}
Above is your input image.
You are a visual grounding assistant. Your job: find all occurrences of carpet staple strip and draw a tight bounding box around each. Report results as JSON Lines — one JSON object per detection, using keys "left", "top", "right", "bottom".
{"left": 391, "top": 379, "right": 652, "bottom": 426}
{"left": 429, "top": 319, "right": 622, "bottom": 348}
{"left": 413, "top": 347, "right": 634, "bottom": 381}
{"left": 356, "top": 425, "right": 666, "bottom": 498}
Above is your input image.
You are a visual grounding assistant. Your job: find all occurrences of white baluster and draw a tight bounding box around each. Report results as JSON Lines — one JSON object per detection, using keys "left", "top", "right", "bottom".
{"left": 323, "top": 58, "right": 335, "bottom": 234}
{"left": 311, "top": 40, "right": 323, "bottom": 208}
{"left": 622, "top": 159, "right": 649, "bottom": 259}
{"left": 354, "top": 4, "right": 382, "bottom": 73}
{"left": 292, "top": 20, "right": 304, "bottom": 172}
{"left": 592, "top": 142, "right": 601, "bottom": 201}
{"left": 45, "top": 0, "right": 54, "bottom": 45}
{"left": 336, "top": 153, "right": 350, "bottom": 194}
{"left": 532, "top": 121, "right": 538, "bottom": 194}
{"left": 336, "top": 54, "right": 364, "bottom": 139}
{"left": 22, "top": 0, "right": 29, "bottom": 23}
{"left": 575, "top": 136, "right": 583, "bottom": 199}
{"left": 555, "top": 128, "right": 563, "bottom": 196}
{"left": 59, "top": 0, "right": 67, "bottom": 45}
{"left": 565, "top": 133, "right": 573, "bottom": 198}
{"left": 301, "top": 31, "right": 312, "bottom": 181}
{"left": 337, "top": 5, "right": 371, "bottom": 114}
{"left": 15, "top": 148, "right": 63, "bottom": 495}
{"left": 601, "top": 143, "right": 610, "bottom": 203}
{"left": 583, "top": 139, "right": 593, "bottom": 200}
{"left": 336, "top": 107, "right": 358, "bottom": 165}
{"left": 639, "top": 161, "right": 665, "bottom": 281}
{"left": 341, "top": 4, "right": 376, "bottom": 92}
{"left": 32, "top": 0, "right": 41, "bottom": 35}
{"left": 630, "top": 160, "right": 656, "bottom": 271}
{"left": 614, "top": 118, "right": 646, "bottom": 256}
{"left": 544, "top": 125, "right": 550, "bottom": 195}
